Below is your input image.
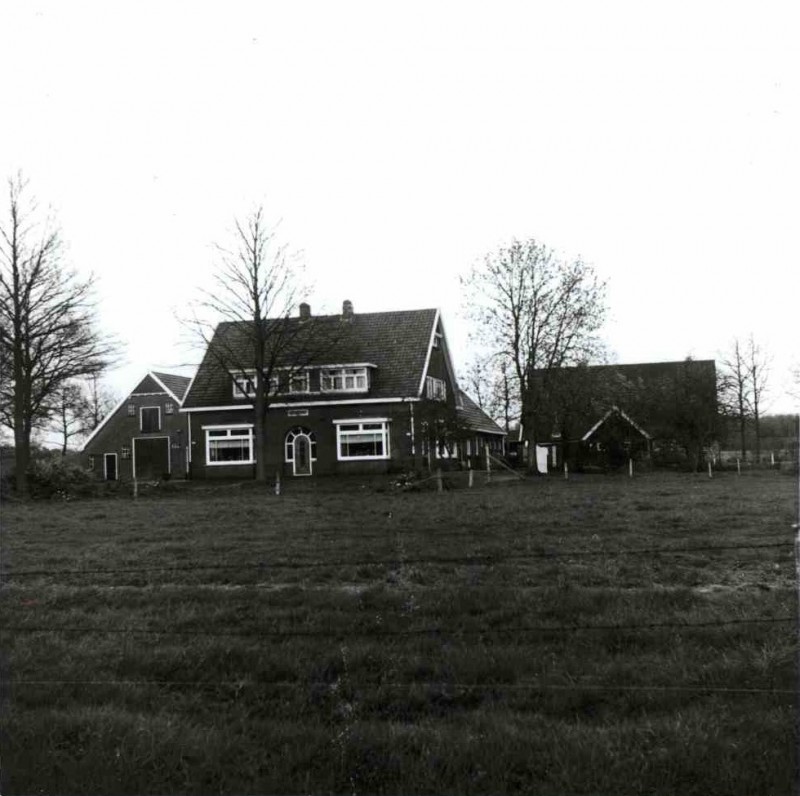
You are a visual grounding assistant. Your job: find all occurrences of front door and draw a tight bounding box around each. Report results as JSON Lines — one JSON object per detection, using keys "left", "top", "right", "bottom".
{"left": 104, "top": 453, "right": 117, "bottom": 481}
{"left": 293, "top": 435, "right": 312, "bottom": 476}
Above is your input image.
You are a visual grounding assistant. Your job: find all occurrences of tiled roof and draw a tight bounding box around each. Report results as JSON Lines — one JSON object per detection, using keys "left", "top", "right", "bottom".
{"left": 530, "top": 359, "right": 717, "bottom": 440}
{"left": 152, "top": 372, "right": 192, "bottom": 402}
{"left": 182, "top": 309, "right": 439, "bottom": 408}
{"left": 458, "top": 391, "right": 505, "bottom": 435}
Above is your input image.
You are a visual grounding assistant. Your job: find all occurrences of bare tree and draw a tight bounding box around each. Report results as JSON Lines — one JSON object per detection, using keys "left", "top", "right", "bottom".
{"left": 189, "top": 207, "right": 344, "bottom": 483}
{"left": 462, "top": 238, "right": 607, "bottom": 466}
{"left": 0, "top": 174, "right": 118, "bottom": 494}
{"left": 461, "top": 354, "right": 518, "bottom": 432}
{"left": 719, "top": 338, "right": 751, "bottom": 460}
{"left": 51, "top": 382, "right": 88, "bottom": 456}
{"left": 746, "top": 335, "right": 771, "bottom": 463}
{"left": 81, "top": 373, "right": 118, "bottom": 433}
{"left": 790, "top": 364, "right": 800, "bottom": 402}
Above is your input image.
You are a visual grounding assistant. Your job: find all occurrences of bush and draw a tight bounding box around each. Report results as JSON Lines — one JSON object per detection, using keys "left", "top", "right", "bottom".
{"left": 26, "top": 457, "right": 96, "bottom": 499}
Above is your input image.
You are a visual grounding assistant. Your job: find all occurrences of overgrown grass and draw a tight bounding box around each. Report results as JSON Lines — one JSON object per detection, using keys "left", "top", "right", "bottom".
{"left": 1, "top": 471, "right": 797, "bottom": 794}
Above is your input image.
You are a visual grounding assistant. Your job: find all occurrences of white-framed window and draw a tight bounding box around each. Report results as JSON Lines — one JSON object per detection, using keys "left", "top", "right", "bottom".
{"left": 140, "top": 406, "right": 161, "bottom": 433}
{"left": 165, "top": 402, "right": 174, "bottom": 415}
{"left": 232, "top": 373, "right": 256, "bottom": 398}
{"left": 127, "top": 404, "right": 136, "bottom": 416}
{"left": 284, "top": 426, "right": 317, "bottom": 462}
{"left": 232, "top": 371, "right": 279, "bottom": 399}
{"left": 205, "top": 425, "right": 255, "bottom": 465}
{"left": 88, "top": 454, "right": 96, "bottom": 470}
{"left": 426, "top": 376, "right": 447, "bottom": 402}
{"left": 288, "top": 370, "right": 310, "bottom": 394}
{"left": 433, "top": 331, "right": 442, "bottom": 349}
{"left": 335, "top": 419, "right": 390, "bottom": 460}
{"left": 121, "top": 446, "right": 131, "bottom": 460}
{"left": 321, "top": 367, "right": 369, "bottom": 393}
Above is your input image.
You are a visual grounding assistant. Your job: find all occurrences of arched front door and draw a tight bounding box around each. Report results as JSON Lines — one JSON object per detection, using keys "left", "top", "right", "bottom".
{"left": 293, "top": 434, "right": 312, "bottom": 476}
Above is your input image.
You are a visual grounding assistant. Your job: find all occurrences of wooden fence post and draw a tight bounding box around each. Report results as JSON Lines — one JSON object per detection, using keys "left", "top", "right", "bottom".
{"left": 468, "top": 460, "right": 473, "bottom": 489}
{"left": 628, "top": 458, "right": 633, "bottom": 478}
{"left": 485, "top": 447, "right": 491, "bottom": 483}
{"left": 564, "top": 461, "right": 568, "bottom": 480}
{"left": 275, "top": 470, "right": 281, "bottom": 496}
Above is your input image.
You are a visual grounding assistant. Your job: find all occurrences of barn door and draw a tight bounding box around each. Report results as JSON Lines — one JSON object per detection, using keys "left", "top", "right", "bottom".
{"left": 134, "top": 438, "right": 170, "bottom": 480}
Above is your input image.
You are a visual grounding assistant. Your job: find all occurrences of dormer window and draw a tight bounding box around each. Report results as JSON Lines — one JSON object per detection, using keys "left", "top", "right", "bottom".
{"left": 232, "top": 373, "right": 257, "bottom": 398}
{"left": 288, "top": 371, "right": 310, "bottom": 394}
{"left": 426, "top": 376, "right": 447, "bottom": 402}
{"left": 321, "top": 367, "right": 369, "bottom": 393}
{"left": 232, "top": 371, "right": 279, "bottom": 398}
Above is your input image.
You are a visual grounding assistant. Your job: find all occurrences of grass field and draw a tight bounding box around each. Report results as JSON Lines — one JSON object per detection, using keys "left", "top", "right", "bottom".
{"left": 1, "top": 471, "right": 797, "bottom": 795}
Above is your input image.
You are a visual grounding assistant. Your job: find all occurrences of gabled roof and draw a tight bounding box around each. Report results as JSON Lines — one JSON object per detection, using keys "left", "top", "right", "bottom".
{"left": 151, "top": 372, "right": 192, "bottom": 402}
{"left": 581, "top": 405, "right": 652, "bottom": 441}
{"left": 182, "top": 308, "right": 446, "bottom": 409}
{"left": 458, "top": 391, "right": 505, "bottom": 436}
{"left": 80, "top": 371, "right": 190, "bottom": 452}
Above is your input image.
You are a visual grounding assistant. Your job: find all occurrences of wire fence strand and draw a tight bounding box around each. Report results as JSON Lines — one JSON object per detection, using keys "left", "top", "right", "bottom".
{"left": 2, "top": 615, "right": 793, "bottom": 639}
{"left": 9, "top": 678, "right": 796, "bottom": 697}
{"left": 1, "top": 541, "right": 792, "bottom": 579}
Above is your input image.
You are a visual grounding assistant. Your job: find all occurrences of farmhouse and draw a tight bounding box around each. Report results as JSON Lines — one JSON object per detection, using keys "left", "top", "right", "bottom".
{"left": 181, "top": 302, "right": 504, "bottom": 478}
{"left": 81, "top": 371, "right": 192, "bottom": 481}
{"left": 523, "top": 359, "right": 718, "bottom": 470}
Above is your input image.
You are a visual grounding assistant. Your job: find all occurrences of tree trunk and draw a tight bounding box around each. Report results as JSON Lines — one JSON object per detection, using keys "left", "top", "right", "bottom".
{"left": 754, "top": 408, "right": 761, "bottom": 464}
{"left": 14, "top": 423, "right": 30, "bottom": 497}
{"left": 739, "top": 414, "right": 746, "bottom": 462}
{"left": 254, "top": 387, "right": 268, "bottom": 483}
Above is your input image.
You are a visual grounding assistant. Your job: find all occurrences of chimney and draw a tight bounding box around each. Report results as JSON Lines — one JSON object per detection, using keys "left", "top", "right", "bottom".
{"left": 299, "top": 302, "right": 311, "bottom": 320}
{"left": 342, "top": 299, "right": 353, "bottom": 318}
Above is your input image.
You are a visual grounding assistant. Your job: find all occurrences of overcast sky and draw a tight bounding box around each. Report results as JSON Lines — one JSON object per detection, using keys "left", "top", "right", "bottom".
{"left": 1, "top": 1, "right": 797, "bottom": 414}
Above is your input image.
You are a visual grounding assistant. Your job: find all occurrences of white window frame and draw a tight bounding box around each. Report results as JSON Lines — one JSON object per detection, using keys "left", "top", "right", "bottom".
{"left": 288, "top": 370, "right": 310, "bottom": 394}
{"left": 334, "top": 418, "right": 391, "bottom": 461}
{"left": 426, "top": 376, "right": 447, "bottom": 402}
{"left": 231, "top": 371, "right": 279, "bottom": 399}
{"left": 165, "top": 402, "right": 174, "bottom": 415}
{"left": 232, "top": 373, "right": 256, "bottom": 399}
{"left": 204, "top": 424, "right": 255, "bottom": 466}
{"left": 139, "top": 406, "right": 161, "bottom": 433}
{"left": 320, "top": 367, "right": 369, "bottom": 393}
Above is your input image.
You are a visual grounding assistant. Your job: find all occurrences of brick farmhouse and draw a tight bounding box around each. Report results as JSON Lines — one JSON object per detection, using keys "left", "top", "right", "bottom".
{"left": 83, "top": 304, "right": 504, "bottom": 480}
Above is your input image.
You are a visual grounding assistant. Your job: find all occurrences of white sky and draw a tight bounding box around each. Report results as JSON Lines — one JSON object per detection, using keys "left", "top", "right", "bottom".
{"left": 1, "top": 0, "right": 798, "bottom": 414}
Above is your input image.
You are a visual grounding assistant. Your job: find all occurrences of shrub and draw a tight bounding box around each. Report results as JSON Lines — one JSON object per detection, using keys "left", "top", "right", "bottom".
{"left": 26, "top": 457, "right": 96, "bottom": 499}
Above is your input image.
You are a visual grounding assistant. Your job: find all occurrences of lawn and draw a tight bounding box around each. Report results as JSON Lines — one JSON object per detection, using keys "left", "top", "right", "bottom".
{"left": 1, "top": 470, "right": 797, "bottom": 795}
